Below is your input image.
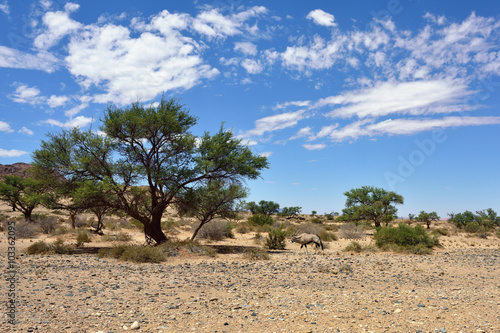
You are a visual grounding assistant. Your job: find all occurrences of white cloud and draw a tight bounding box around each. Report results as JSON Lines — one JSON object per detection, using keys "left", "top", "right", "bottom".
{"left": 0, "top": 149, "right": 28, "bottom": 157}
{"left": 10, "top": 84, "right": 43, "bottom": 104}
{"left": 34, "top": 3, "right": 82, "bottom": 50}
{"left": 234, "top": 42, "right": 257, "bottom": 55}
{"left": 303, "top": 143, "right": 326, "bottom": 150}
{"left": 240, "top": 110, "right": 307, "bottom": 138}
{"left": 0, "top": 46, "right": 58, "bottom": 72}
{"left": 66, "top": 23, "right": 219, "bottom": 105}
{"left": 19, "top": 127, "right": 34, "bottom": 136}
{"left": 0, "top": 1, "right": 9, "bottom": 15}
{"left": 273, "top": 100, "right": 311, "bottom": 110}
{"left": 241, "top": 58, "right": 263, "bottom": 74}
{"left": 192, "top": 6, "right": 267, "bottom": 39}
{"left": 323, "top": 80, "right": 475, "bottom": 119}
{"left": 260, "top": 151, "right": 273, "bottom": 157}
{"left": 306, "top": 9, "right": 337, "bottom": 27}
{"left": 320, "top": 116, "right": 500, "bottom": 142}
{"left": 43, "top": 116, "right": 93, "bottom": 129}
{"left": 0, "top": 121, "right": 13, "bottom": 133}
{"left": 47, "top": 95, "right": 70, "bottom": 108}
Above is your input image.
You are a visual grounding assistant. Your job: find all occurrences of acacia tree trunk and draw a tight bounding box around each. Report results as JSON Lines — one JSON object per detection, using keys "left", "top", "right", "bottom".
{"left": 191, "top": 220, "right": 207, "bottom": 241}
{"left": 143, "top": 214, "right": 168, "bottom": 244}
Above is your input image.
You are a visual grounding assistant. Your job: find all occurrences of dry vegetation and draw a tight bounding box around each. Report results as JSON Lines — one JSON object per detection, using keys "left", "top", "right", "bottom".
{"left": 1, "top": 202, "right": 499, "bottom": 332}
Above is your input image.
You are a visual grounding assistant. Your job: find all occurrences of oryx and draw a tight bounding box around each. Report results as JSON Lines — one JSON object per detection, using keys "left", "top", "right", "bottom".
{"left": 290, "top": 231, "right": 324, "bottom": 254}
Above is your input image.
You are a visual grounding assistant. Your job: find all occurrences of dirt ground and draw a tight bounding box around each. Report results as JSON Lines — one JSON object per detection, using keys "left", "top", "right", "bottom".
{"left": 0, "top": 203, "right": 499, "bottom": 333}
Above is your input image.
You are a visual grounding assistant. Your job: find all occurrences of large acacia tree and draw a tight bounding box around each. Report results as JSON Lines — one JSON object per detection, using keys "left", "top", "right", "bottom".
{"left": 32, "top": 97, "right": 269, "bottom": 244}
{"left": 340, "top": 186, "right": 404, "bottom": 227}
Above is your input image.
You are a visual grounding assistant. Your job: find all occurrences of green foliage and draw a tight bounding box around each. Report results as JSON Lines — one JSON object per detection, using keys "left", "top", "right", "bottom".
{"left": 340, "top": 186, "right": 404, "bottom": 227}
{"left": 265, "top": 224, "right": 288, "bottom": 250}
{"left": 248, "top": 214, "right": 274, "bottom": 226}
{"left": 178, "top": 180, "right": 247, "bottom": 240}
{"left": 245, "top": 200, "right": 280, "bottom": 216}
{"left": 374, "top": 224, "right": 439, "bottom": 254}
{"left": 449, "top": 209, "right": 499, "bottom": 232}
{"left": 415, "top": 210, "right": 440, "bottom": 229}
{"left": 242, "top": 248, "right": 270, "bottom": 260}
{"left": 280, "top": 206, "right": 302, "bottom": 218}
{"left": 32, "top": 96, "right": 269, "bottom": 245}
{"left": 0, "top": 173, "right": 52, "bottom": 222}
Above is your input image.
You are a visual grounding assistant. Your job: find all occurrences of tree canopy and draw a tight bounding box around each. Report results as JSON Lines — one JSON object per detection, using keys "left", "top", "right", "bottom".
{"left": 340, "top": 186, "right": 404, "bottom": 227}
{"left": 32, "top": 97, "right": 269, "bottom": 244}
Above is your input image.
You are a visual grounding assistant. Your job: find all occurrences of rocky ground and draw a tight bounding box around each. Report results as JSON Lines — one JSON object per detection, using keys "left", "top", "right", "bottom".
{"left": 1, "top": 243, "right": 499, "bottom": 333}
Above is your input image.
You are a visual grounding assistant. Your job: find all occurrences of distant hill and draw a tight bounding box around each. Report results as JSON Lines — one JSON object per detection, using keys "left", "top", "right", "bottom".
{"left": 0, "top": 162, "right": 32, "bottom": 178}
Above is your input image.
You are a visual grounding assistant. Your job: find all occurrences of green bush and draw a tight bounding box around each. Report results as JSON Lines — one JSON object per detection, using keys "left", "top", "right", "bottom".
{"left": 374, "top": 224, "right": 439, "bottom": 254}
{"left": 464, "top": 221, "right": 481, "bottom": 233}
{"left": 265, "top": 224, "right": 287, "bottom": 250}
{"left": 248, "top": 214, "right": 274, "bottom": 226}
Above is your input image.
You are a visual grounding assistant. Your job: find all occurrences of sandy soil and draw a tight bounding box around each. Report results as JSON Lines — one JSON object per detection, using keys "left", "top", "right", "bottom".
{"left": 0, "top": 204, "right": 499, "bottom": 333}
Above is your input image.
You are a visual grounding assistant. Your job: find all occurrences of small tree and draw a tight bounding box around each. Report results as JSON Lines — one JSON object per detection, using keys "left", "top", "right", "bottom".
{"left": 246, "top": 200, "right": 280, "bottom": 216}
{"left": 340, "top": 186, "right": 404, "bottom": 227}
{"left": 177, "top": 180, "right": 247, "bottom": 241}
{"left": 0, "top": 172, "right": 52, "bottom": 222}
{"left": 280, "top": 206, "right": 302, "bottom": 218}
{"left": 416, "top": 211, "right": 440, "bottom": 229}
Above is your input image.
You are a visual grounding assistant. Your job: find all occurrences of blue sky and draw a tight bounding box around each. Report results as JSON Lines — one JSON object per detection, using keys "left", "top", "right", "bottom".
{"left": 0, "top": 0, "right": 499, "bottom": 218}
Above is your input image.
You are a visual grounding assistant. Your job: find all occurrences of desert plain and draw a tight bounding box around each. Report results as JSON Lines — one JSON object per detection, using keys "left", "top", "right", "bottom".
{"left": 0, "top": 202, "right": 499, "bottom": 333}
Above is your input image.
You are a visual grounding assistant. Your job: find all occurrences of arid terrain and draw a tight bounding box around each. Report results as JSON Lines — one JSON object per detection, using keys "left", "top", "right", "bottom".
{"left": 1, "top": 202, "right": 499, "bottom": 333}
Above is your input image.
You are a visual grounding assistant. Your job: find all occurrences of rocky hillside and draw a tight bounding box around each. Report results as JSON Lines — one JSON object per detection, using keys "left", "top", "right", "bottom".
{"left": 0, "top": 162, "right": 31, "bottom": 177}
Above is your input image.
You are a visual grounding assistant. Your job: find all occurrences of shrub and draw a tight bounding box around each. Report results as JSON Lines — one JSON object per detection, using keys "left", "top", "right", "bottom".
{"left": 338, "top": 222, "right": 365, "bottom": 239}
{"left": 374, "top": 224, "right": 439, "bottom": 254}
{"left": 37, "top": 216, "right": 59, "bottom": 234}
{"left": 194, "top": 220, "right": 234, "bottom": 241}
{"left": 26, "top": 239, "right": 74, "bottom": 255}
{"left": 98, "top": 245, "right": 166, "bottom": 263}
{"left": 248, "top": 214, "right": 274, "bottom": 226}
{"left": 101, "top": 232, "right": 132, "bottom": 242}
{"left": 76, "top": 231, "right": 91, "bottom": 245}
{"left": 464, "top": 222, "right": 481, "bottom": 233}
{"left": 242, "top": 248, "right": 270, "bottom": 260}
{"left": 311, "top": 217, "right": 323, "bottom": 224}
{"left": 15, "top": 221, "right": 38, "bottom": 239}
{"left": 265, "top": 224, "right": 288, "bottom": 250}
{"left": 52, "top": 238, "right": 74, "bottom": 254}
{"left": 177, "top": 240, "right": 217, "bottom": 257}
{"left": 344, "top": 241, "right": 363, "bottom": 253}
{"left": 26, "top": 241, "right": 52, "bottom": 254}
{"left": 432, "top": 228, "right": 449, "bottom": 236}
